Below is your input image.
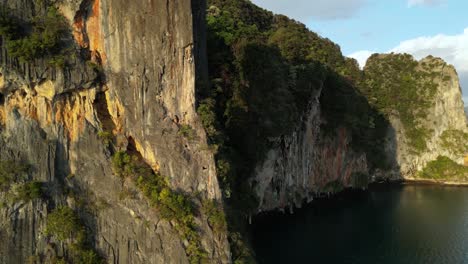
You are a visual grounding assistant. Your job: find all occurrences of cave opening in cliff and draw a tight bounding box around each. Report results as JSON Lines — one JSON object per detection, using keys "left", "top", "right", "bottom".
{"left": 126, "top": 136, "right": 145, "bottom": 160}
{"left": 0, "top": 93, "right": 4, "bottom": 105}
{"left": 93, "top": 92, "right": 115, "bottom": 133}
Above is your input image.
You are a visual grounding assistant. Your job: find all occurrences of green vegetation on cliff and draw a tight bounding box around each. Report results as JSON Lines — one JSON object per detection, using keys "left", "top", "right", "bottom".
{"left": 203, "top": 0, "right": 392, "bottom": 261}
{"left": 0, "top": 7, "right": 22, "bottom": 39}
{"left": 0, "top": 160, "right": 44, "bottom": 205}
{"left": 419, "top": 156, "right": 468, "bottom": 180}
{"left": 45, "top": 207, "right": 86, "bottom": 242}
{"left": 45, "top": 206, "right": 103, "bottom": 264}
{"left": 440, "top": 129, "right": 468, "bottom": 155}
{"left": 0, "top": 4, "right": 70, "bottom": 66}
{"left": 0, "top": 160, "right": 30, "bottom": 190}
{"left": 112, "top": 151, "right": 209, "bottom": 263}
{"left": 362, "top": 54, "right": 438, "bottom": 153}
{"left": 203, "top": 0, "right": 386, "bottom": 210}
{"left": 202, "top": 199, "right": 227, "bottom": 234}
{"left": 12, "top": 181, "right": 43, "bottom": 202}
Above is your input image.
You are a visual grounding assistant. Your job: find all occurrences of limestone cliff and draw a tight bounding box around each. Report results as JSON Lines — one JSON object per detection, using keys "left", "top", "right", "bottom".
{"left": 376, "top": 55, "right": 468, "bottom": 179}
{"left": 252, "top": 53, "right": 468, "bottom": 211}
{"left": 1, "top": 0, "right": 468, "bottom": 262}
{"left": 253, "top": 86, "right": 368, "bottom": 211}
{"left": 0, "top": 0, "right": 230, "bottom": 263}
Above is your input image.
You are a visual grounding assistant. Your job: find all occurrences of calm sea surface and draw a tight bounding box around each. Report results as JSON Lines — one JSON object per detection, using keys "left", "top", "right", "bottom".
{"left": 252, "top": 185, "right": 468, "bottom": 264}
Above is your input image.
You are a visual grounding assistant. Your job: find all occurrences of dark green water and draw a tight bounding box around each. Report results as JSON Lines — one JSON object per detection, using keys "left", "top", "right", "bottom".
{"left": 252, "top": 185, "right": 468, "bottom": 264}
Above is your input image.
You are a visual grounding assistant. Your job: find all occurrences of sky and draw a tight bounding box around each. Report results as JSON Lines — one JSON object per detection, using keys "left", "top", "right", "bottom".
{"left": 251, "top": 0, "right": 468, "bottom": 104}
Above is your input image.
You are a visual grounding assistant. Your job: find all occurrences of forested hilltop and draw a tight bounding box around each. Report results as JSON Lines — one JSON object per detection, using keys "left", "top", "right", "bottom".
{"left": 202, "top": 0, "right": 468, "bottom": 261}
{"left": 202, "top": 0, "right": 388, "bottom": 206}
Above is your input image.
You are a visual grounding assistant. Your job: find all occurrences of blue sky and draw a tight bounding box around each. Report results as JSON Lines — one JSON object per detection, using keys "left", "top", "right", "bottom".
{"left": 251, "top": 0, "right": 468, "bottom": 104}
{"left": 308, "top": 0, "right": 468, "bottom": 54}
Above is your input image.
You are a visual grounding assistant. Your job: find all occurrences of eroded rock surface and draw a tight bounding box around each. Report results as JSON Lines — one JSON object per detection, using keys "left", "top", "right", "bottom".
{"left": 0, "top": 0, "right": 230, "bottom": 263}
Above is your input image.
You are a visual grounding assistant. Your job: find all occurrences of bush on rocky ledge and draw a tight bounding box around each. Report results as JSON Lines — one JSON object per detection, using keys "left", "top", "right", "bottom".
{"left": 111, "top": 151, "right": 207, "bottom": 263}
{"left": 419, "top": 156, "right": 468, "bottom": 180}
{"left": 0, "top": 5, "right": 70, "bottom": 66}
{"left": 45, "top": 206, "right": 103, "bottom": 264}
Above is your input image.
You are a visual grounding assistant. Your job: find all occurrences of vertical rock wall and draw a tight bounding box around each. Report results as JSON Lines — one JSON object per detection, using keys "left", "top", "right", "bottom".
{"left": 388, "top": 56, "right": 468, "bottom": 178}
{"left": 253, "top": 87, "right": 368, "bottom": 211}
{"left": 0, "top": 0, "right": 230, "bottom": 263}
{"left": 253, "top": 55, "right": 468, "bottom": 212}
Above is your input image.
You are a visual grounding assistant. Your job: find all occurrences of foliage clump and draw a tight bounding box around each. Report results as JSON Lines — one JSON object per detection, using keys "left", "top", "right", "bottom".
{"left": 204, "top": 0, "right": 390, "bottom": 261}
{"left": 440, "top": 129, "right": 468, "bottom": 155}
{"left": 0, "top": 7, "right": 22, "bottom": 39}
{"left": 0, "top": 160, "right": 44, "bottom": 204}
{"left": 45, "top": 206, "right": 103, "bottom": 264}
{"left": 0, "top": 4, "right": 71, "bottom": 66}
{"left": 0, "top": 160, "right": 30, "bottom": 190}
{"left": 202, "top": 199, "right": 227, "bottom": 234}
{"left": 111, "top": 151, "right": 207, "bottom": 263}
{"left": 45, "top": 206, "right": 85, "bottom": 242}
{"left": 179, "top": 124, "right": 197, "bottom": 140}
{"left": 12, "top": 181, "right": 43, "bottom": 202}
{"left": 361, "top": 54, "right": 438, "bottom": 153}
{"left": 419, "top": 156, "right": 468, "bottom": 180}
{"left": 97, "top": 131, "right": 113, "bottom": 148}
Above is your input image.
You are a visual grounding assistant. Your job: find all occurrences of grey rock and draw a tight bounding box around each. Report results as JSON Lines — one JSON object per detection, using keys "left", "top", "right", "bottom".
{"left": 0, "top": 0, "right": 230, "bottom": 263}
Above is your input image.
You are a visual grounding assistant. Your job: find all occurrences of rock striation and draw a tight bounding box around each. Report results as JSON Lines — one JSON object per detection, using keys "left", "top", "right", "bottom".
{"left": 253, "top": 87, "right": 368, "bottom": 211}
{"left": 0, "top": 0, "right": 230, "bottom": 263}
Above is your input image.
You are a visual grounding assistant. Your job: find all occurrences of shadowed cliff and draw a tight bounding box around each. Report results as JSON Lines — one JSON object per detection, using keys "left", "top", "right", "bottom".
{"left": 203, "top": 0, "right": 467, "bottom": 261}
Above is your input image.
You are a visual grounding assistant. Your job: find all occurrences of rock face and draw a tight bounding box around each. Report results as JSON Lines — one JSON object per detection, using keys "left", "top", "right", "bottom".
{"left": 0, "top": 0, "right": 230, "bottom": 263}
{"left": 387, "top": 56, "right": 468, "bottom": 178}
{"left": 253, "top": 54, "right": 468, "bottom": 211}
{"left": 65, "top": 0, "right": 219, "bottom": 198}
{"left": 253, "top": 87, "right": 368, "bottom": 211}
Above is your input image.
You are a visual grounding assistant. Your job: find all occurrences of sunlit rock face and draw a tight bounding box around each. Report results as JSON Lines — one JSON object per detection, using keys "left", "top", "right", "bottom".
{"left": 0, "top": 0, "right": 230, "bottom": 263}
{"left": 387, "top": 56, "right": 468, "bottom": 178}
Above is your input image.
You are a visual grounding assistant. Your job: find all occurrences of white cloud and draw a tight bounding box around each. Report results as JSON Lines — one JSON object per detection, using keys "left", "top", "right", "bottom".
{"left": 348, "top": 50, "right": 376, "bottom": 69}
{"left": 390, "top": 28, "right": 468, "bottom": 72}
{"left": 250, "top": 0, "right": 367, "bottom": 21}
{"left": 347, "top": 28, "right": 468, "bottom": 96}
{"left": 408, "top": 0, "right": 445, "bottom": 7}
{"left": 390, "top": 28, "right": 468, "bottom": 95}
{"left": 348, "top": 28, "right": 468, "bottom": 71}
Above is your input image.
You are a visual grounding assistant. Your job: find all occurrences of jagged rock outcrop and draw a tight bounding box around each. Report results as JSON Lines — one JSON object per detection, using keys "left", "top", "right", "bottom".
{"left": 382, "top": 56, "right": 468, "bottom": 178}
{"left": 0, "top": 0, "right": 230, "bottom": 263}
